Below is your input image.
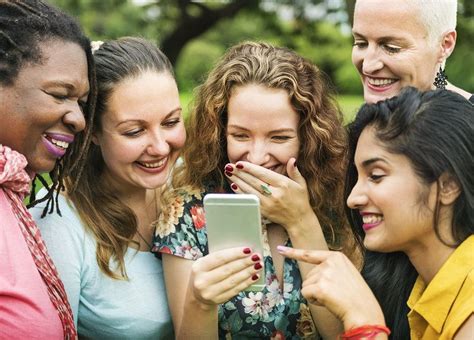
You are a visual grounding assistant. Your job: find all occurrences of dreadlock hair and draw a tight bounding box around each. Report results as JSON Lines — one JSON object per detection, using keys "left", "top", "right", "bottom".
{"left": 0, "top": 0, "right": 97, "bottom": 214}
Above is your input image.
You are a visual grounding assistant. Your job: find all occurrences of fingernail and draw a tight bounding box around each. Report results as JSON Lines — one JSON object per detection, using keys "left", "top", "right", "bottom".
{"left": 231, "top": 183, "right": 238, "bottom": 190}
{"left": 277, "top": 245, "right": 290, "bottom": 253}
{"left": 251, "top": 274, "right": 259, "bottom": 281}
{"left": 251, "top": 254, "right": 260, "bottom": 262}
{"left": 236, "top": 163, "right": 244, "bottom": 169}
{"left": 243, "top": 247, "right": 252, "bottom": 254}
{"left": 225, "top": 171, "right": 232, "bottom": 177}
{"left": 254, "top": 262, "right": 262, "bottom": 270}
{"left": 225, "top": 164, "right": 233, "bottom": 172}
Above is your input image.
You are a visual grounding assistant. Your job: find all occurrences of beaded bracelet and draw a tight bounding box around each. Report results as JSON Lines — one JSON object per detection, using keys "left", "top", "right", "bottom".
{"left": 339, "top": 325, "right": 391, "bottom": 339}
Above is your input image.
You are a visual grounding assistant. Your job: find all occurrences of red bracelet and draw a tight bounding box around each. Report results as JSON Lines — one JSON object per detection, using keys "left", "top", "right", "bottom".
{"left": 339, "top": 325, "right": 391, "bottom": 339}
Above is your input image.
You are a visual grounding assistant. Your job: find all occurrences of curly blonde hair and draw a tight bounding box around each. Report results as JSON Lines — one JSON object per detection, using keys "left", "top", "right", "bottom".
{"left": 173, "top": 41, "right": 352, "bottom": 250}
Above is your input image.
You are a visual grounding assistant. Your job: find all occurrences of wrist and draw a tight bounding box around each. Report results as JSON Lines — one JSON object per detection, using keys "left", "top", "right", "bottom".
{"left": 191, "top": 296, "right": 217, "bottom": 312}
{"left": 340, "top": 325, "right": 390, "bottom": 339}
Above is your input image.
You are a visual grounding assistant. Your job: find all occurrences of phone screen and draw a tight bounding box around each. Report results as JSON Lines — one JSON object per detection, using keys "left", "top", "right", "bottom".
{"left": 204, "top": 193, "right": 265, "bottom": 291}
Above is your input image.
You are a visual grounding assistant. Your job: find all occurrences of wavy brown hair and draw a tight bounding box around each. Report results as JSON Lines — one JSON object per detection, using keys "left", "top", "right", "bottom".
{"left": 65, "top": 37, "right": 174, "bottom": 279}
{"left": 173, "top": 41, "right": 354, "bottom": 251}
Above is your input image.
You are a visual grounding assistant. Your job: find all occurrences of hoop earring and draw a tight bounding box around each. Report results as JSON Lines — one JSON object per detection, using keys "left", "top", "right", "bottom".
{"left": 433, "top": 67, "right": 448, "bottom": 90}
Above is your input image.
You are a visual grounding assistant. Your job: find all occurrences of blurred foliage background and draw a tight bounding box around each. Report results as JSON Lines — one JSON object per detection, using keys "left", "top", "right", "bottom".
{"left": 50, "top": 0, "right": 474, "bottom": 120}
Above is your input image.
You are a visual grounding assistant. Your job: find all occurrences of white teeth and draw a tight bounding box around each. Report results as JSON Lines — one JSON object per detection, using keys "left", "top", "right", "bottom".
{"left": 50, "top": 138, "right": 69, "bottom": 149}
{"left": 43, "top": 134, "right": 69, "bottom": 149}
{"left": 368, "top": 78, "right": 396, "bottom": 86}
{"left": 140, "top": 159, "right": 166, "bottom": 168}
{"left": 362, "top": 215, "right": 384, "bottom": 224}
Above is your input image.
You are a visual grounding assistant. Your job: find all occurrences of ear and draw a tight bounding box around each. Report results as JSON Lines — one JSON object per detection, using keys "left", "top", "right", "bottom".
{"left": 91, "top": 131, "right": 100, "bottom": 145}
{"left": 438, "top": 172, "right": 461, "bottom": 205}
{"left": 438, "top": 30, "right": 457, "bottom": 63}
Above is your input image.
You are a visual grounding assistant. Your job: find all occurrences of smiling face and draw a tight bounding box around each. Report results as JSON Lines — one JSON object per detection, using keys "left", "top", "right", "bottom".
{"left": 0, "top": 39, "right": 89, "bottom": 173}
{"left": 346, "top": 126, "right": 438, "bottom": 254}
{"left": 352, "top": 0, "right": 442, "bottom": 103}
{"left": 226, "top": 84, "right": 300, "bottom": 175}
{"left": 93, "top": 71, "right": 186, "bottom": 192}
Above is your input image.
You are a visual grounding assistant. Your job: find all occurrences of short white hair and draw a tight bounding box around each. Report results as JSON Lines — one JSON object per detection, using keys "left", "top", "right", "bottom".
{"left": 354, "top": 0, "right": 458, "bottom": 44}
{"left": 416, "top": 0, "right": 457, "bottom": 44}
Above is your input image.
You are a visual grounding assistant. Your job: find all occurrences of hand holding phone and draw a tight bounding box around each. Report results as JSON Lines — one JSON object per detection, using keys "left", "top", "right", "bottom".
{"left": 204, "top": 193, "right": 265, "bottom": 291}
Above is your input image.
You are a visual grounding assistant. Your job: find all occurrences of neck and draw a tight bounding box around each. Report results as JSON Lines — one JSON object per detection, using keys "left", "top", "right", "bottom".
{"left": 405, "top": 211, "right": 456, "bottom": 284}
{"left": 406, "top": 239, "right": 455, "bottom": 284}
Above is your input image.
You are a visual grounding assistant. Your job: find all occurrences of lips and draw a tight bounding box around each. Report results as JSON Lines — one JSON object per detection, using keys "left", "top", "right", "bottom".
{"left": 42, "top": 132, "right": 74, "bottom": 158}
{"left": 137, "top": 159, "right": 166, "bottom": 168}
{"left": 365, "top": 77, "right": 398, "bottom": 92}
{"left": 360, "top": 212, "right": 384, "bottom": 231}
{"left": 135, "top": 157, "right": 168, "bottom": 173}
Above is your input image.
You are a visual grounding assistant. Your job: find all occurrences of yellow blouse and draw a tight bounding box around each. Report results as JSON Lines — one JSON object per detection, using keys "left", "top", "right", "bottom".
{"left": 407, "top": 235, "right": 474, "bottom": 339}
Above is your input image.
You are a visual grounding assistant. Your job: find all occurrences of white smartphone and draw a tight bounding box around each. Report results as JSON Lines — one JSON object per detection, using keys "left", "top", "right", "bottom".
{"left": 203, "top": 193, "right": 265, "bottom": 291}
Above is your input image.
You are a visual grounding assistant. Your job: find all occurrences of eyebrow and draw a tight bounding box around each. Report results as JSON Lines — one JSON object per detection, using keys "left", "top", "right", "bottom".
{"left": 44, "top": 80, "right": 89, "bottom": 97}
{"left": 115, "top": 107, "right": 182, "bottom": 128}
{"left": 352, "top": 31, "right": 406, "bottom": 44}
{"left": 360, "top": 157, "right": 390, "bottom": 168}
{"left": 227, "top": 124, "right": 296, "bottom": 134}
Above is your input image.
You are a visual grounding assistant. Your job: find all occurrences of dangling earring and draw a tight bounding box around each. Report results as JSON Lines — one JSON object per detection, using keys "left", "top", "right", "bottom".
{"left": 433, "top": 66, "right": 448, "bottom": 90}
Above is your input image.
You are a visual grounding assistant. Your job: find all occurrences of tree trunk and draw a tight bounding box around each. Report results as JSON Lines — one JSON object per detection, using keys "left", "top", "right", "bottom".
{"left": 160, "top": 0, "right": 255, "bottom": 65}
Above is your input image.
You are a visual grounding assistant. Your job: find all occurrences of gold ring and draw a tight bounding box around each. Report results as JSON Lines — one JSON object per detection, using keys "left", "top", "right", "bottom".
{"left": 260, "top": 184, "right": 272, "bottom": 196}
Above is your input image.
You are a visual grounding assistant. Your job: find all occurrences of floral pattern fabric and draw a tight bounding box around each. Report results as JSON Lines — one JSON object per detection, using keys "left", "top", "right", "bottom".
{"left": 153, "top": 185, "right": 319, "bottom": 339}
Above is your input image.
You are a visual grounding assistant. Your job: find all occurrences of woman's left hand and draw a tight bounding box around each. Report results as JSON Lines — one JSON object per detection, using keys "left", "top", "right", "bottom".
{"left": 224, "top": 158, "right": 314, "bottom": 230}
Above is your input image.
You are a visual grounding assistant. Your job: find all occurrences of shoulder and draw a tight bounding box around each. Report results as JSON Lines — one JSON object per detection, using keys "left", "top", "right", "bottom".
{"left": 30, "top": 188, "right": 89, "bottom": 246}
{"left": 156, "top": 185, "right": 206, "bottom": 236}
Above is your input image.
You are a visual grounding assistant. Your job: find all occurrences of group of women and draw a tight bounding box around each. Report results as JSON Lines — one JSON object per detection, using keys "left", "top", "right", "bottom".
{"left": 0, "top": 0, "right": 472, "bottom": 339}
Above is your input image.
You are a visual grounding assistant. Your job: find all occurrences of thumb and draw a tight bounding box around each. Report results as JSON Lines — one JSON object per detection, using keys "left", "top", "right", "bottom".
{"left": 286, "top": 158, "right": 306, "bottom": 186}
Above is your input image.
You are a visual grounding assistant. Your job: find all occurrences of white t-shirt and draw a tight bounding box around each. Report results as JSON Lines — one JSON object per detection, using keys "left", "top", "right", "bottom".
{"left": 31, "top": 191, "right": 174, "bottom": 340}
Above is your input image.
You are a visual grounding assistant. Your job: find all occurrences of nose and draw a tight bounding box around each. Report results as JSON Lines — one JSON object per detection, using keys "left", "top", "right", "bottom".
{"left": 246, "top": 141, "right": 270, "bottom": 166}
{"left": 63, "top": 101, "right": 86, "bottom": 134}
{"left": 146, "top": 130, "right": 170, "bottom": 156}
{"left": 362, "top": 46, "right": 384, "bottom": 75}
{"left": 346, "top": 180, "right": 368, "bottom": 210}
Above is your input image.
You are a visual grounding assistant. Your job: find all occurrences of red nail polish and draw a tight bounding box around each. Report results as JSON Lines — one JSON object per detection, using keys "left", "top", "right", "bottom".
{"left": 231, "top": 183, "right": 238, "bottom": 190}
{"left": 243, "top": 247, "right": 251, "bottom": 254}
{"left": 225, "top": 165, "right": 233, "bottom": 172}
{"left": 225, "top": 171, "right": 232, "bottom": 177}
{"left": 254, "top": 262, "right": 262, "bottom": 270}
{"left": 251, "top": 254, "right": 260, "bottom": 262}
{"left": 236, "top": 163, "right": 244, "bottom": 169}
{"left": 251, "top": 274, "right": 259, "bottom": 281}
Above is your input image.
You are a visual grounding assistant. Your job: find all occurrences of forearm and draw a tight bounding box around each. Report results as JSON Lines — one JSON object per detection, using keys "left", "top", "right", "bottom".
{"left": 286, "top": 210, "right": 328, "bottom": 275}
{"left": 285, "top": 212, "right": 343, "bottom": 338}
{"left": 176, "top": 293, "right": 219, "bottom": 339}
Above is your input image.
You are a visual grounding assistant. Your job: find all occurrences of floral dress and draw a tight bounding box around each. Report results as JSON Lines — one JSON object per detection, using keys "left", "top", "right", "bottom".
{"left": 153, "top": 184, "right": 318, "bottom": 339}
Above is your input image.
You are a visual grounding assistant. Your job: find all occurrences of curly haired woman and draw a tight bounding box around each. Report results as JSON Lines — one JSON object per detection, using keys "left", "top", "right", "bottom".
{"left": 153, "top": 41, "right": 360, "bottom": 339}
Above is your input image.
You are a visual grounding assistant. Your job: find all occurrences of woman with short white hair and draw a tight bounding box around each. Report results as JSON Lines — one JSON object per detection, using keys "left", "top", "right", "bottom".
{"left": 352, "top": 0, "right": 472, "bottom": 104}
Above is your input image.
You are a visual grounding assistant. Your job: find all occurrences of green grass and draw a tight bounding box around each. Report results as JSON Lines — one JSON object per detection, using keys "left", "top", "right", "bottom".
{"left": 180, "top": 92, "right": 364, "bottom": 124}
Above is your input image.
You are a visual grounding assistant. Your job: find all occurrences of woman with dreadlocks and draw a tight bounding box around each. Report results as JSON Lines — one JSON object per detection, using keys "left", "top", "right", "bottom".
{"left": 0, "top": 1, "right": 96, "bottom": 338}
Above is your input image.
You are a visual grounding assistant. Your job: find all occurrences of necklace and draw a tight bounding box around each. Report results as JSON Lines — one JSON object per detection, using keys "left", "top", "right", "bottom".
{"left": 136, "top": 229, "right": 153, "bottom": 250}
{"left": 136, "top": 189, "right": 159, "bottom": 251}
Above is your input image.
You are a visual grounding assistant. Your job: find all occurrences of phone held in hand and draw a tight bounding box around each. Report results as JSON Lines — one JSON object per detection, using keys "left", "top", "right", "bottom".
{"left": 203, "top": 193, "right": 265, "bottom": 292}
